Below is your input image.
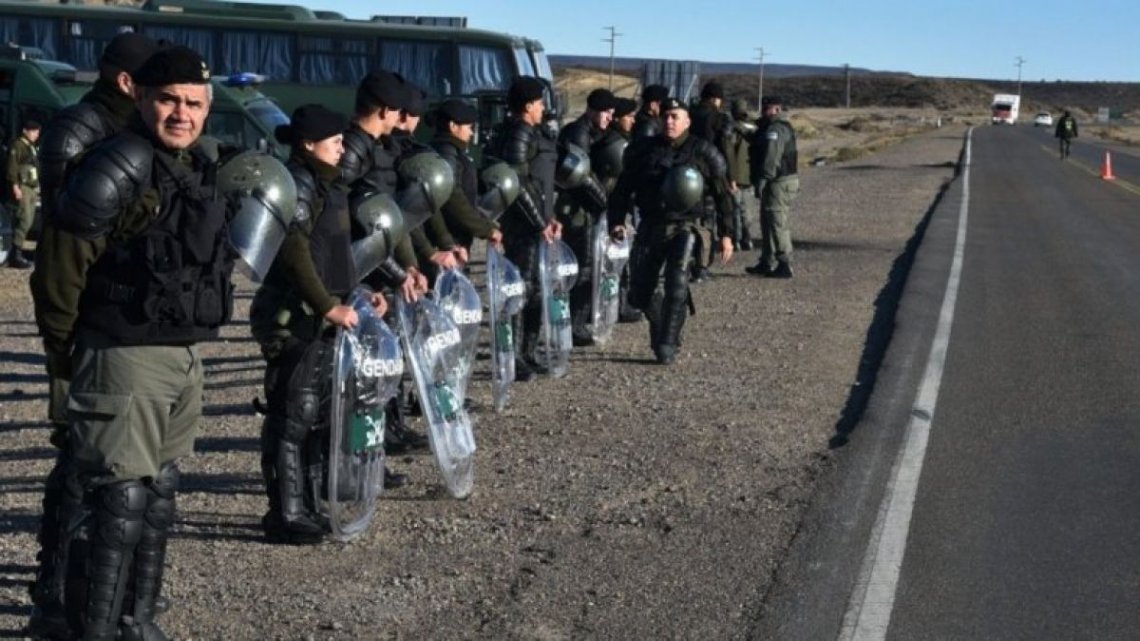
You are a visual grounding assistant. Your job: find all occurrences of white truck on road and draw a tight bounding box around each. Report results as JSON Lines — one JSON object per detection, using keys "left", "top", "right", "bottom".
{"left": 991, "top": 93, "right": 1021, "bottom": 124}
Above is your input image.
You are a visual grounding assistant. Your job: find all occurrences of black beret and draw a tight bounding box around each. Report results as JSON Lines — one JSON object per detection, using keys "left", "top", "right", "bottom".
{"left": 132, "top": 45, "right": 210, "bottom": 86}
{"left": 508, "top": 76, "right": 545, "bottom": 108}
{"left": 275, "top": 104, "right": 348, "bottom": 145}
{"left": 101, "top": 32, "right": 160, "bottom": 74}
{"left": 641, "top": 84, "right": 669, "bottom": 103}
{"left": 401, "top": 82, "right": 427, "bottom": 117}
{"left": 23, "top": 119, "right": 42, "bottom": 130}
{"left": 660, "top": 97, "right": 688, "bottom": 113}
{"left": 761, "top": 95, "right": 784, "bottom": 108}
{"left": 700, "top": 81, "right": 725, "bottom": 100}
{"left": 435, "top": 98, "right": 478, "bottom": 126}
{"left": 614, "top": 97, "right": 638, "bottom": 119}
{"left": 359, "top": 70, "right": 407, "bottom": 110}
{"left": 586, "top": 88, "right": 617, "bottom": 112}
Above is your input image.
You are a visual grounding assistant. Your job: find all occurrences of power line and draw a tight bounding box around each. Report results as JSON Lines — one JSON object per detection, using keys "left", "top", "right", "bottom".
{"left": 603, "top": 26, "right": 624, "bottom": 91}
{"left": 1014, "top": 55, "right": 1026, "bottom": 96}
{"left": 754, "top": 47, "right": 766, "bottom": 112}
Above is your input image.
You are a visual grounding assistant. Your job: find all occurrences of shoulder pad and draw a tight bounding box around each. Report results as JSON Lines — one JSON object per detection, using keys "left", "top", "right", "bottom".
{"left": 289, "top": 162, "right": 317, "bottom": 225}
{"left": 54, "top": 132, "right": 153, "bottom": 239}
{"left": 339, "top": 128, "right": 373, "bottom": 184}
{"left": 39, "top": 103, "right": 115, "bottom": 195}
{"left": 693, "top": 137, "right": 727, "bottom": 177}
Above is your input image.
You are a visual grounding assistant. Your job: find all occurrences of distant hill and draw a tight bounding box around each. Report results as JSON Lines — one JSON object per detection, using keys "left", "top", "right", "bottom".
{"left": 549, "top": 54, "right": 885, "bottom": 79}
{"left": 551, "top": 55, "right": 1140, "bottom": 117}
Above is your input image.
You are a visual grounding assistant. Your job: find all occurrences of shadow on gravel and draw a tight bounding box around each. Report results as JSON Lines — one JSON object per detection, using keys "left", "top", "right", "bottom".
{"left": 203, "top": 402, "right": 257, "bottom": 417}
{"left": 0, "top": 372, "right": 47, "bottom": 385}
{"left": 180, "top": 472, "right": 262, "bottom": 496}
{"left": 0, "top": 351, "right": 44, "bottom": 367}
{"left": 836, "top": 161, "right": 957, "bottom": 172}
{"left": 0, "top": 446, "right": 54, "bottom": 462}
{"left": 0, "top": 511, "right": 38, "bottom": 537}
{"left": 829, "top": 168, "right": 957, "bottom": 449}
{"left": 0, "top": 390, "right": 46, "bottom": 403}
{"left": 204, "top": 377, "right": 262, "bottom": 391}
{"left": 195, "top": 435, "right": 260, "bottom": 454}
{"left": 203, "top": 354, "right": 262, "bottom": 367}
{"left": 175, "top": 514, "right": 264, "bottom": 544}
{"left": 0, "top": 475, "right": 45, "bottom": 494}
{"left": 0, "top": 420, "right": 52, "bottom": 435}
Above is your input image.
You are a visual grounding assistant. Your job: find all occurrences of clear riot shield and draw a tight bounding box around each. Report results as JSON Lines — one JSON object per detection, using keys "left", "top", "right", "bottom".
{"left": 590, "top": 213, "right": 631, "bottom": 347}
{"left": 319, "top": 286, "right": 403, "bottom": 541}
{"left": 396, "top": 296, "right": 476, "bottom": 499}
{"left": 536, "top": 238, "right": 579, "bottom": 379}
{"left": 486, "top": 246, "right": 526, "bottom": 412}
{"left": 433, "top": 269, "right": 482, "bottom": 402}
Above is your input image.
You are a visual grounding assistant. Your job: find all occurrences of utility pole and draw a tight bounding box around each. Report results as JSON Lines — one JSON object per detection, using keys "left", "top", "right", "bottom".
{"left": 754, "top": 47, "right": 766, "bottom": 111}
{"left": 603, "top": 26, "right": 623, "bottom": 91}
{"left": 1014, "top": 55, "right": 1026, "bottom": 96}
{"left": 844, "top": 63, "right": 851, "bottom": 108}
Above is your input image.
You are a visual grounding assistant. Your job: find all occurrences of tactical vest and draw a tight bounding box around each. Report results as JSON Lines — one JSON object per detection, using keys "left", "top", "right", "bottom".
{"left": 80, "top": 148, "right": 234, "bottom": 344}
{"left": 764, "top": 119, "right": 798, "bottom": 178}
{"left": 636, "top": 136, "right": 709, "bottom": 223}
{"left": 308, "top": 182, "right": 356, "bottom": 298}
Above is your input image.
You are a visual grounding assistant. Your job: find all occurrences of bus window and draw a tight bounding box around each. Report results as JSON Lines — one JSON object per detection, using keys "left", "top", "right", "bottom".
{"left": 458, "top": 44, "right": 511, "bottom": 95}
{"left": 221, "top": 31, "right": 292, "bottom": 80}
{"left": 531, "top": 47, "right": 554, "bottom": 82}
{"left": 66, "top": 20, "right": 134, "bottom": 71}
{"left": 380, "top": 39, "right": 451, "bottom": 96}
{"left": 0, "top": 17, "right": 60, "bottom": 60}
{"left": 142, "top": 25, "right": 216, "bottom": 69}
{"left": 299, "top": 36, "right": 369, "bottom": 85}
{"left": 513, "top": 46, "right": 535, "bottom": 78}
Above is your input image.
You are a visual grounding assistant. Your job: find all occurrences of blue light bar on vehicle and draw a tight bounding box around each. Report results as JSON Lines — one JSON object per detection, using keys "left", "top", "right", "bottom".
{"left": 224, "top": 72, "right": 267, "bottom": 87}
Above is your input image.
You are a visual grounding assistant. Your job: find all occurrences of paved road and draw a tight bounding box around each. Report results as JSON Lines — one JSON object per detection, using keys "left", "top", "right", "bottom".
{"left": 886, "top": 125, "right": 1140, "bottom": 639}
{"left": 754, "top": 125, "right": 1140, "bottom": 640}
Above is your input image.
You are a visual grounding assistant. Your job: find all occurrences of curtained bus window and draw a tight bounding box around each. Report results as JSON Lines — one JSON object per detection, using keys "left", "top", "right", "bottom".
{"left": 299, "top": 36, "right": 369, "bottom": 85}
{"left": 221, "top": 30, "right": 292, "bottom": 80}
{"left": 380, "top": 39, "right": 451, "bottom": 96}
{"left": 458, "top": 44, "right": 511, "bottom": 95}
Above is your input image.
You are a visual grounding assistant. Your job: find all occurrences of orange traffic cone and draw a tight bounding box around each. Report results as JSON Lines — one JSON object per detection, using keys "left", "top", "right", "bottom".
{"left": 1101, "top": 151, "right": 1117, "bottom": 180}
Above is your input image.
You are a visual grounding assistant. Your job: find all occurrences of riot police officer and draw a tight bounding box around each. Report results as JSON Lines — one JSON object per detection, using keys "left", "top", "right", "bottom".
{"left": 556, "top": 88, "right": 615, "bottom": 345}
{"left": 633, "top": 84, "right": 669, "bottom": 141}
{"left": 689, "top": 81, "right": 735, "bottom": 283}
{"left": 31, "top": 45, "right": 244, "bottom": 641}
{"left": 610, "top": 98, "right": 736, "bottom": 364}
{"left": 746, "top": 95, "right": 799, "bottom": 279}
{"left": 392, "top": 82, "right": 461, "bottom": 280}
{"left": 483, "top": 76, "right": 561, "bottom": 380}
{"left": 592, "top": 97, "right": 641, "bottom": 323}
{"left": 25, "top": 32, "right": 162, "bottom": 639}
{"left": 250, "top": 105, "right": 392, "bottom": 543}
{"left": 5, "top": 119, "right": 40, "bottom": 268}
{"left": 338, "top": 71, "right": 432, "bottom": 455}
{"left": 429, "top": 98, "right": 504, "bottom": 253}
{"left": 727, "top": 99, "right": 757, "bottom": 250}
{"left": 339, "top": 70, "right": 425, "bottom": 302}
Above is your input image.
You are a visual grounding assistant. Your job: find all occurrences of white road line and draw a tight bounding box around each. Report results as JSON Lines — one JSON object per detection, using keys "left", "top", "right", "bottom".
{"left": 837, "top": 128, "right": 974, "bottom": 641}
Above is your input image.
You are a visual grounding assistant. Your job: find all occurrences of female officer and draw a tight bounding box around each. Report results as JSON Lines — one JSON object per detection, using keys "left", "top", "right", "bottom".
{"left": 250, "top": 104, "right": 392, "bottom": 543}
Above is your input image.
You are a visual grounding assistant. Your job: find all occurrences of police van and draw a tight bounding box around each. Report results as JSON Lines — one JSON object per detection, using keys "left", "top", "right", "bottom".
{"left": 0, "top": 44, "right": 90, "bottom": 161}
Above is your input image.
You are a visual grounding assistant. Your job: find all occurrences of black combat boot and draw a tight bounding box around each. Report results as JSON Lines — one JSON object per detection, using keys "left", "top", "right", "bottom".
{"left": 8, "top": 249, "right": 31, "bottom": 269}
{"left": 768, "top": 262, "right": 794, "bottom": 279}
{"left": 263, "top": 440, "right": 323, "bottom": 544}
{"left": 26, "top": 446, "right": 74, "bottom": 640}
{"left": 746, "top": 261, "right": 774, "bottom": 276}
{"left": 383, "top": 466, "right": 409, "bottom": 489}
{"left": 383, "top": 397, "right": 428, "bottom": 454}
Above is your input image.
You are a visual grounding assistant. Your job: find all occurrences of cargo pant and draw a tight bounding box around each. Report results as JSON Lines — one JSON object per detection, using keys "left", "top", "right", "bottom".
{"left": 68, "top": 331, "right": 204, "bottom": 480}
{"left": 758, "top": 175, "right": 800, "bottom": 268}
{"left": 13, "top": 184, "right": 37, "bottom": 249}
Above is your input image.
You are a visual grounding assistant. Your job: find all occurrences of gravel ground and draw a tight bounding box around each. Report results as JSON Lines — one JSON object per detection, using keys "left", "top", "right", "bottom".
{"left": 0, "top": 125, "right": 965, "bottom": 640}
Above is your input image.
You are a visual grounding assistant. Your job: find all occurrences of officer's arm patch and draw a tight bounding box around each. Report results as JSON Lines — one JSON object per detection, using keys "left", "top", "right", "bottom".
{"left": 766, "top": 131, "right": 780, "bottom": 141}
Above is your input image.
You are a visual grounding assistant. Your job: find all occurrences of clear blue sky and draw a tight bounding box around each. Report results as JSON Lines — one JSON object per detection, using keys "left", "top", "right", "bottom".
{"left": 246, "top": 0, "right": 1140, "bottom": 82}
